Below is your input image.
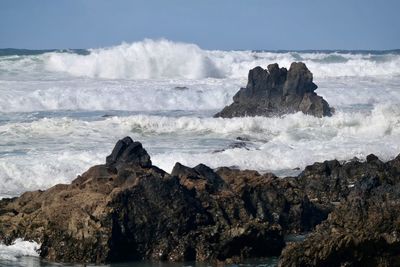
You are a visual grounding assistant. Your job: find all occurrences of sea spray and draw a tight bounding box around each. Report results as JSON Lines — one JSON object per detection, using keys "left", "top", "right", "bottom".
{"left": 0, "top": 239, "right": 40, "bottom": 261}
{"left": 1, "top": 40, "right": 400, "bottom": 81}
{"left": 45, "top": 40, "right": 400, "bottom": 79}
{"left": 1, "top": 103, "right": 399, "bottom": 196}
{"left": 0, "top": 39, "right": 399, "bottom": 199}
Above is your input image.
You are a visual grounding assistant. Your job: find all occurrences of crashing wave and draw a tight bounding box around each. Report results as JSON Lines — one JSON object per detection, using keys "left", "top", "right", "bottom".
{"left": 0, "top": 239, "right": 40, "bottom": 261}
{"left": 1, "top": 39, "right": 400, "bottom": 80}
{"left": 1, "top": 103, "right": 399, "bottom": 196}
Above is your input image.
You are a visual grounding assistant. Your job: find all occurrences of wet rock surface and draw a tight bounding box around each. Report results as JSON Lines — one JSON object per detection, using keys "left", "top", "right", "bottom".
{"left": 0, "top": 137, "right": 325, "bottom": 264}
{"left": 279, "top": 154, "right": 400, "bottom": 267}
{"left": 1, "top": 137, "right": 399, "bottom": 265}
{"left": 214, "top": 62, "right": 333, "bottom": 118}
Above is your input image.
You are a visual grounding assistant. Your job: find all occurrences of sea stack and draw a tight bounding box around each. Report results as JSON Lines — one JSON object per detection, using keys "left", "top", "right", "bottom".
{"left": 214, "top": 62, "right": 333, "bottom": 118}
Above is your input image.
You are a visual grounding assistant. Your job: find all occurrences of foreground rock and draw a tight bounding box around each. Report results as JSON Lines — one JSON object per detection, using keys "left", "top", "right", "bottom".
{"left": 215, "top": 62, "right": 333, "bottom": 118}
{"left": 279, "top": 154, "right": 400, "bottom": 267}
{"left": 2, "top": 137, "right": 398, "bottom": 265}
{"left": 0, "top": 137, "right": 326, "bottom": 264}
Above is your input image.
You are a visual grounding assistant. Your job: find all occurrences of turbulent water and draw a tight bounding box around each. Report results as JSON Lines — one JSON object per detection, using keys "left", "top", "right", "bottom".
{"left": 1, "top": 39, "right": 400, "bottom": 264}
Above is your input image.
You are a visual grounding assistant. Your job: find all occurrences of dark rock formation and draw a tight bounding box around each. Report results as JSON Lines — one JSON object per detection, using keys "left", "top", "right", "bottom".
{"left": 173, "top": 86, "right": 188, "bottom": 91}
{"left": 295, "top": 156, "right": 388, "bottom": 211}
{"left": 212, "top": 141, "right": 249, "bottom": 153}
{"left": 2, "top": 136, "right": 398, "bottom": 265}
{"left": 106, "top": 136, "right": 152, "bottom": 169}
{"left": 279, "top": 154, "right": 400, "bottom": 267}
{"left": 0, "top": 137, "right": 326, "bottom": 264}
{"left": 214, "top": 62, "right": 333, "bottom": 118}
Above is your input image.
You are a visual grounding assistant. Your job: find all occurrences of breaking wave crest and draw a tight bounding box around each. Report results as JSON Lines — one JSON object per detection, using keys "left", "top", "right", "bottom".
{"left": 1, "top": 103, "right": 399, "bottom": 196}
{"left": 44, "top": 40, "right": 400, "bottom": 79}
{"left": 45, "top": 39, "right": 224, "bottom": 79}
{"left": 1, "top": 39, "right": 400, "bottom": 80}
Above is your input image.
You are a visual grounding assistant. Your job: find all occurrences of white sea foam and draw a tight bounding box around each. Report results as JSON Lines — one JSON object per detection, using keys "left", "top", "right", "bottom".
{"left": 0, "top": 239, "right": 40, "bottom": 261}
{"left": 0, "top": 74, "right": 399, "bottom": 113}
{"left": 1, "top": 103, "right": 399, "bottom": 196}
{"left": 2, "top": 103, "right": 398, "bottom": 143}
{"left": 45, "top": 39, "right": 224, "bottom": 79}
{"left": 43, "top": 40, "right": 400, "bottom": 79}
{"left": 1, "top": 40, "right": 400, "bottom": 81}
{"left": 0, "top": 151, "right": 104, "bottom": 197}
{"left": 0, "top": 78, "right": 240, "bottom": 113}
{"left": 0, "top": 40, "right": 399, "bottom": 113}
{"left": 0, "top": 39, "right": 399, "bottom": 200}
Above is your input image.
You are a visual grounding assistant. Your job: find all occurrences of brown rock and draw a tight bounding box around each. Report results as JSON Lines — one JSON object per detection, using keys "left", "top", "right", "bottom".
{"left": 0, "top": 137, "right": 326, "bottom": 264}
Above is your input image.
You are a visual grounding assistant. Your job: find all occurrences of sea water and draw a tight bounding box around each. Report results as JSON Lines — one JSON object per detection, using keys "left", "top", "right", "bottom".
{"left": 0, "top": 39, "right": 399, "bottom": 265}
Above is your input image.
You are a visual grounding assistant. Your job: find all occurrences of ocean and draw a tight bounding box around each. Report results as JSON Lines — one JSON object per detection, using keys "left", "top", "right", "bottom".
{"left": 0, "top": 39, "right": 399, "bottom": 265}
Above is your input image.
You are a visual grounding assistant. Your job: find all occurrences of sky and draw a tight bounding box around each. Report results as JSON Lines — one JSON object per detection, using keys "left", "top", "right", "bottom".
{"left": 0, "top": 0, "right": 399, "bottom": 50}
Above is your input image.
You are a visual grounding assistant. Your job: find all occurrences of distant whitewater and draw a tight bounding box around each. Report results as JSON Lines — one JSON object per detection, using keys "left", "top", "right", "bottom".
{"left": 0, "top": 39, "right": 399, "bottom": 201}
{"left": 0, "top": 38, "right": 400, "bottom": 265}
{"left": 1, "top": 39, "right": 400, "bottom": 81}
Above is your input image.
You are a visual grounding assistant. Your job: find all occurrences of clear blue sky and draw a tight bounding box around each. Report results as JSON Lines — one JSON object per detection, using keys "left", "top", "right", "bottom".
{"left": 0, "top": 0, "right": 399, "bottom": 50}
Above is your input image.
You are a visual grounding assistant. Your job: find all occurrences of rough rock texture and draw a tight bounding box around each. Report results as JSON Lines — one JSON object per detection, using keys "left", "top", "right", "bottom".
{"left": 295, "top": 156, "right": 390, "bottom": 210}
{"left": 2, "top": 137, "right": 398, "bottom": 265}
{"left": 214, "top": 62, "right": 333, "bottom": 118}
{"left": 0, "top": 137, "right": 327, "bottom": 264}
{"left": 279, "top": 154, "right": 400, "bottom": 267}
{"left": 106, "top": 136, "right": 152, "bottom": 169}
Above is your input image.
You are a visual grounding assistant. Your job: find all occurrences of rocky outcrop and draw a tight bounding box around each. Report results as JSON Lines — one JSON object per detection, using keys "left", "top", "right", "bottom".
{"left": 295, "top": 155, "right": 391, "bottom": 211}
{"left": 0, "top": 137, "right": 327, "bottom": 264}
{"left": 106, "top": 136, "right": 152, "bottom": 169}
{"left": 279, "top": 154, "right": 400, "bottom": 267}
{"left": 214, "top": 62, "right": 333, "bottom": 118}
{"left": 2, "top": 137, "right": 398, "bottom": 265}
